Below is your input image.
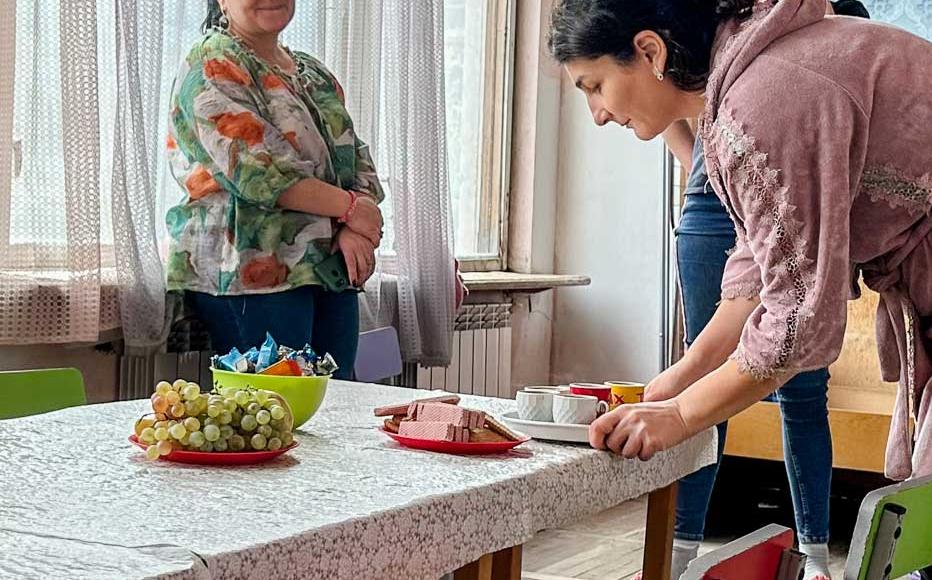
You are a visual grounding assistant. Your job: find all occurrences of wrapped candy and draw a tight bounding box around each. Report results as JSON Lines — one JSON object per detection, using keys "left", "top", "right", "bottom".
{"left": 315, "top": 353, "right": 339, "bottom": 376}
{"left": 211, "top": 333, "right": 338, "bottom": 377}
{"left": 255, "top": 333, "right": 279, "bottom": 373}
{"left": 286, "top": 344, "right": 318, "bottom": 376}
{"left": 259, "top": 358, "right": 303, "bottom": 376}
{"left": 243, "top": 347, "right": 260, "bottom": 373}
{"left": 214, "top": 347, "right": 248, "bottom": 373}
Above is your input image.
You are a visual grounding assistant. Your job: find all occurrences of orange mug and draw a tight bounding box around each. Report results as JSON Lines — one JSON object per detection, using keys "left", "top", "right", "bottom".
{"left": 604, "top": 381, "right": 645, "bottom": 409}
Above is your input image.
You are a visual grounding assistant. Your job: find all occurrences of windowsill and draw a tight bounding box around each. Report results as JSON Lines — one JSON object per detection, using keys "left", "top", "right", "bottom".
{"left": 461, "top": 271, "right": 590, "bottom": 294}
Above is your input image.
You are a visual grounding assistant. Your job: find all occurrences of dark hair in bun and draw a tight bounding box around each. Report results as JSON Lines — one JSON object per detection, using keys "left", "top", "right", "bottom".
{"left": 548, "top": 0, "right": 759, "bottom": 91}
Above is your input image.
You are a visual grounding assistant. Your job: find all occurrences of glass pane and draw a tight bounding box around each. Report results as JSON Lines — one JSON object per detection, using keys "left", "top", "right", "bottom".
{"left": 11, "top": 0, "right": 66, "bottom": 245}
{"left": 444, "top": 0, "right": 495, "bottom": 258}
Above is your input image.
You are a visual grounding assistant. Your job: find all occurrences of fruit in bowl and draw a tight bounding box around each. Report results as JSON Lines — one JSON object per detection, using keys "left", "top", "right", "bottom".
{"left": 133, "top": 378, "right": 296, "bottom": 460}
{"left": 211, "top": 370, "right": 328, "bottom": 429}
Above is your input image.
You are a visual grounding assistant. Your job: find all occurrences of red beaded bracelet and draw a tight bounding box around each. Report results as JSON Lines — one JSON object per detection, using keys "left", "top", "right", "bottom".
{"left": 338, "top": 190, "right": 359, "bottom": 224}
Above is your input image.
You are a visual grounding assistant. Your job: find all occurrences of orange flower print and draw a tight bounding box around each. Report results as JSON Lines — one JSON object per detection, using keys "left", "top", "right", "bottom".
{"left": 241, "top": 255, "right": 288, "bottom": 289}
{"left": 283, "top": 131, "right": 300, "bottom": 151}
{"left": 212, "top": 112, "right": 265, "bottom": 146}
{"left": 262, "top": 73, "right": 287, "bottom": 91}
{"left": 203, "top": 59, "right": 251, "bottom": 85}
{"left": 166, "top": 134, "right": 177, "bottom": 151}
{"left": 185, "top": 165, "right": 222, "bottom": 200}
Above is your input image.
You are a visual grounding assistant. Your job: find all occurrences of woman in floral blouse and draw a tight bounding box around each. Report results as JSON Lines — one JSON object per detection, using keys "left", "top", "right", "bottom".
{"left": 166, "top": 0, "right": 383, "bottom": 377}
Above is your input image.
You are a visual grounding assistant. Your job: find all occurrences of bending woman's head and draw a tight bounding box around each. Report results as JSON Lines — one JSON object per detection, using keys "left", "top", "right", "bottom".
{"left": 548, "top": 0, "right": 756, "bottom": 139}
{"left": 202, "top": 0, "right": 295, "bottom": 37}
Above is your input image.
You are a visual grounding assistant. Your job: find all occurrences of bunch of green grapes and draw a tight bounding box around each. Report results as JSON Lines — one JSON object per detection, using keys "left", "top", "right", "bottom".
{"left": 134, "top": 379, "right": 294, "bottom": 460}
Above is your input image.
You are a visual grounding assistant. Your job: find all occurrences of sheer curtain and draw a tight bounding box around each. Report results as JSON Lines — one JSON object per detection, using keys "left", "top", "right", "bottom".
{"left": 0, "top": 0, "right": 111, "bottom": 346}
{"left": 379, "top": 0, "right": 456, "bottom": 366}
{"left": 0, "top": 0, "right": 455, "bottom": 364}
{"left": 863, "top": 0, "right": 932, "bottom": 37}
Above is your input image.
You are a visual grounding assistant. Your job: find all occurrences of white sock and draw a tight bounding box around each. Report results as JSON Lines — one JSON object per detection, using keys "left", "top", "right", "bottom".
{"left": 671, "top": 538, "right": 700, "bottom": 580}
{"left": 800, "top": 542, "right": 831, "bottom": 580}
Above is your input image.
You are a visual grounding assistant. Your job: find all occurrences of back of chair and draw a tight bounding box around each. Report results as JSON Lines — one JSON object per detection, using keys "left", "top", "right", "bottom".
{"left": 844, "top": 475, "right": 932, "bottom": 580}
{"left": 0, "top": 368, "right": 87, "bottom": 420}
{"left": 682, "top": 524, "right": 804, "bottom": 580}
{"left": 354, "top": 327, "right": 403, "bottom": 383}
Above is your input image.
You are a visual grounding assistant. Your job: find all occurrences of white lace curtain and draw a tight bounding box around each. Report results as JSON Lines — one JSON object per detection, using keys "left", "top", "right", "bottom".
{"left": 0, "top": 0, "right": 456, "bottom": 365}
{"left": 863, "top": 0, "right": 932, "bottom": 38}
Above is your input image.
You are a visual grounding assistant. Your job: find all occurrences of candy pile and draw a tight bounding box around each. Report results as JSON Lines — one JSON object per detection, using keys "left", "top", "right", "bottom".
{"left": 375, "top": 394, "right": 523, "bottom": 443}
{"left": 212, "top": 332, "right": 338, "bottom": 377}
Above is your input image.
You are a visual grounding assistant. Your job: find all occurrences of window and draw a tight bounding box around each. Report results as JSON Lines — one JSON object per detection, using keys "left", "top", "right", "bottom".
{"left": 2, "top": 1, "right": 514, "bottom": 271}
{"left": 442, "top": 0, "right": 515, "bottom": 270}
{"left": 374, "top": 0, "right": 514, "bottom": 269}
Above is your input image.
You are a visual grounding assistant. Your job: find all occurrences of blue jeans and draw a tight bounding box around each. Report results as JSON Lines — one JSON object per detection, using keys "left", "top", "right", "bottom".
{"left": 674, "top": 193, "right": 833, "bottom": 544}
{"left": 189, "top": 285, "right": 359, "bottom": 380}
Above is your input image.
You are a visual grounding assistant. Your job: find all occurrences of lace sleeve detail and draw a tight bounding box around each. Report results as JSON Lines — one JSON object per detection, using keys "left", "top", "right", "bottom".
{"left": 705, "top": 106, "right": 852, "bottom": 381}
{"left": 721, "top": 227, "right": 764, "bottom": 301}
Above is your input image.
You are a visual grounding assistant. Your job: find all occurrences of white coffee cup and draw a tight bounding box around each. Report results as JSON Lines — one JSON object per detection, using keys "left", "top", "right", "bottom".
{"left": 516, "top": 389, "right": 554, "bottom": 422}
{"left": 552, "top": 393, "right": 608, "bottom": 425}
{"left": 523, "top": 386, "right": 561, "bottom": 395}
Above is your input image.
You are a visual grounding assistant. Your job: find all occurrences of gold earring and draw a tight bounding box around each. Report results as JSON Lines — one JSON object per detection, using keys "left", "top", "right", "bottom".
{"left": 654, "top": 69, "right": 664, "bottom": 81}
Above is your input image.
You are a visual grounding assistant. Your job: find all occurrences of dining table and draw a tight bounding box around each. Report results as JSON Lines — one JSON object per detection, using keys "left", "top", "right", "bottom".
{"left": 0, "top": 380, "right": 717, "bottom": 580}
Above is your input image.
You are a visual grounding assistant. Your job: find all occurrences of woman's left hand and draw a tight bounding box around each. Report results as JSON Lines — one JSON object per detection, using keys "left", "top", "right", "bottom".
{"left": 588, "top": 399, "right": 691, "bottom": 460}
{"left": 334, "top": 228, "right": 376, "bottom": 286}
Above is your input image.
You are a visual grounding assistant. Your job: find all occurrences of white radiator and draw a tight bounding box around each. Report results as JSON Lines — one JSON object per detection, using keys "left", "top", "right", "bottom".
{"left": 119, "top": 351, "right": 212, "bottom": 400}
{"left": 411, "top": 303, "right": 514, "bottom": 399}
{"left": 120, "top": 304, "right": 514, "bottom": 399}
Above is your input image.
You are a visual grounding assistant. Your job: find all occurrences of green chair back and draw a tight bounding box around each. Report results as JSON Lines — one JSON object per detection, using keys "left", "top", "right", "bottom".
{"left": 844, "top": 474, "right": 932, "bottom": 580}
{"left": 0, "top": 368, "right": 87, "bottom": 420}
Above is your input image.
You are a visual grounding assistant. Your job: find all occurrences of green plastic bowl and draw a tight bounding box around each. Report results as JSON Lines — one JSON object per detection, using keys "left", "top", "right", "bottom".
{"left": 211, "top": 368, "right": 329, "bottom": 429}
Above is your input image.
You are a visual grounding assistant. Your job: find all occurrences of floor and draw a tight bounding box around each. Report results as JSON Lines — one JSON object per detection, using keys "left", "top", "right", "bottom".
{"left": 522, "top": 495, "right": 850, "bottom": 580}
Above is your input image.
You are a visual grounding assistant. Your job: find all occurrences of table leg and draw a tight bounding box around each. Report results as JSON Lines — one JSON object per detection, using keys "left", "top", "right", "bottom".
{"left": 491, "top": 545, "right": 522, "bottom": 580}
{"left": 642, "top": 482, "right": 678, "bottom": 580}
{"left": 453, "top": 553, "right": 493, "bottom": 580}
{"left": 452, "top": 545, "right": 522, "bottom": 580}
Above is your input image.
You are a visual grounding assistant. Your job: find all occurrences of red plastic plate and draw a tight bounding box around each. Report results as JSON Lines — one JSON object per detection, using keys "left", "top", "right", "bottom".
{"left": 379, "top": 428, "right": 529, "bottom": 455}
{"left": 129, "top": 435, "right": 298, "bottom": 465}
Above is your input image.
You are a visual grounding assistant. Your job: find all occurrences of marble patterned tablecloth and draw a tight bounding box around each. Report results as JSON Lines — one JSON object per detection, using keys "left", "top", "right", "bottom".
{"left": 0, "top": 381, "right": 717, "bottom": 580}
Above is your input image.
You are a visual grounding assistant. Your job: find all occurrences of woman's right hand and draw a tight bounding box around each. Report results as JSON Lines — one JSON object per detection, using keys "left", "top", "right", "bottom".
{"left": 642, "top": 362, "right": 692, "bottom": 403}
{"left": 345, "top": 195, "right": 383, "bottom": 247}
{"left": 334, "top": 227, "right": 376, "bottom": 287}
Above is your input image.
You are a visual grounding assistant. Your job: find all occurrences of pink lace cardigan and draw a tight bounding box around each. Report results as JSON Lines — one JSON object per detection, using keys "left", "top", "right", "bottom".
{"left": 700, "top": 0, "right": 932, "bottom": 479}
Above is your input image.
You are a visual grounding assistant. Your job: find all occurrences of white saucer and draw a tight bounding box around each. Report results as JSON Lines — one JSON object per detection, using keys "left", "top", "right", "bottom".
{"left": 500, "top": 411, "right": 590, "bottom": 443}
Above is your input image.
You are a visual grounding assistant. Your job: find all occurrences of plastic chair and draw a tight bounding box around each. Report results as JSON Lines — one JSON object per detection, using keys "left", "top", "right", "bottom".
{"left": 681, "top": 524, "right": 807, "bottom": 580}
{"left": 0, "top": 368, "right": 87, "bottom": 420}
{"left": 354, "top": 327, "right": 403, "bottom": 383}
{"left": 844, "top": 474, "right": 932, "bottom": 580}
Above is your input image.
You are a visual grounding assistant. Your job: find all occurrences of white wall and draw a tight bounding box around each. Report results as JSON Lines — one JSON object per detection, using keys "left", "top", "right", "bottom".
{"left": 550, "top": 74, "right": 666, "bottom": 385}
{"left": 506, "top": 0, "right": 560, "bottom": 390}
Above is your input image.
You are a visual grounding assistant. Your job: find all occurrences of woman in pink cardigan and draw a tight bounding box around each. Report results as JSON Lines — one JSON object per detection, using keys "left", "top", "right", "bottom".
{"left": 549, "top": 0, "right": 932, "bottom": 482}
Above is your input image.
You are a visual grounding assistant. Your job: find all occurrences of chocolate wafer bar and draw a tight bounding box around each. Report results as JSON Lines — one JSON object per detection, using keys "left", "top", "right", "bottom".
{"left": 469, "top": 428, "right": 509, "bottom": 443}
{"left": 484, "top": 415, "right": 524, "bottom": 442}
{"left": 415, "top": 402, "right": 485, "bottom": 428}
{"left": 373, "top": 394, "right": 461, "bottom": 417}
{"left": 398, "top": 421, "right": 467, "bottom": 442}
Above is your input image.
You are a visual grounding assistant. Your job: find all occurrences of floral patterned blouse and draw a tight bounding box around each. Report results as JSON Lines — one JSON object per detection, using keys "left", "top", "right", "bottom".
{"left": 165, "top": 31, "right": 383, "bottom": 295}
